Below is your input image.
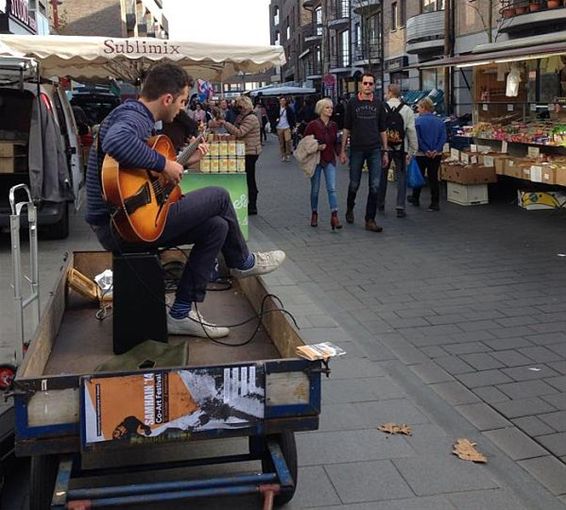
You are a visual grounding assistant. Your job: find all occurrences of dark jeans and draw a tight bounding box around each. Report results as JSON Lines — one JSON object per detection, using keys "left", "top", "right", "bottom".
{"left": 347, "top": 147, "right": 382, "bottom": 221}
{"left": 92, "top": 186, "right": 249, "bottom": 304}
{"left": 411, "top": 156, "right": 442, "bottom": 207}
{"left": 377, "top": 150, "right": 407, "bottom": 211}
{"left": 245, "top": 154, "right": 259, "bottom": 209}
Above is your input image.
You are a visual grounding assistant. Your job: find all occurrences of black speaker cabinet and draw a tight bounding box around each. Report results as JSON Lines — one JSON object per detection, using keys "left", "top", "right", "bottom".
{"left": 112, "top": 252, "right": 167, "bottom": 355}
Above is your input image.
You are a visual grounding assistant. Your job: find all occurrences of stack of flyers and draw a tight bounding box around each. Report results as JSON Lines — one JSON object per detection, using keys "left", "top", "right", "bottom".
{"left": 296, "top": 342, "right": 346, "bottom": 361}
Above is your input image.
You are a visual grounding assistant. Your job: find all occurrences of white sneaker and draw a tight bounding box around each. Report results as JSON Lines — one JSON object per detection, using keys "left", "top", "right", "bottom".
{"left": 231, "top": 250, "right": 286, "bottom": 279}
{"left": 167, "top": 309, "right": 229, "bottom": 338}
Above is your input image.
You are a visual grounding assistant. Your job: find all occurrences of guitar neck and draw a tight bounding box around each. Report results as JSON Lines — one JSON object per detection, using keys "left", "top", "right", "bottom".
{"left": 176, "top": 132, "right": 206, "bottom": 167}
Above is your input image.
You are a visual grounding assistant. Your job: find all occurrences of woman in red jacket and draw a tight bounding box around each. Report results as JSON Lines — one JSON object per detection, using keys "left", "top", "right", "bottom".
{"left": 304, "top": 98, "right": 342, "bottom": 230}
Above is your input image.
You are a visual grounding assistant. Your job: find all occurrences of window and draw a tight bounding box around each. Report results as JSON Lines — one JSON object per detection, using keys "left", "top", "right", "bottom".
{"left": 274, "top": 31, "right": 280, "bottom": 46}
{"left": 340, "top": 30, "right": 350, "bottom": 67}
{"left": 420, "top": 68, "right": 445, "bottom": 91}
{"left": 392, "top": 2, "right": 398, "bottom": 30}
{"left": 338, "top": 0, "right": 350, "bottom": 18}
{"left": 400, "top": 1, "right": 405, "bottom": 26}
{"left": 286, "top": 23, "right": 290, "bottom": 40}
{"left": 315, "top": 6, "right": 322, "bottom": 34}
{"left": 354, "top": 22, "right": 361, "bottom": 47}
{"left": 273, "top": 6, "right": 279, "bottom": 25}
{"left": 422, "top": 0, "right": 444, "bottom": 13}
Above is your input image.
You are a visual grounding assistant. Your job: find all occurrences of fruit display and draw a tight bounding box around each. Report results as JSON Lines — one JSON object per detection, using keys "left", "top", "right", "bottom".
{"left": 462, "top": 121, "right": 558, "bottom": 146}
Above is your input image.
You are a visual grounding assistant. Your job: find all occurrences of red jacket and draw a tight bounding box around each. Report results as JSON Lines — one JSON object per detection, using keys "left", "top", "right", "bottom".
{"left": 304, "top": 118, "right": 339, "bottom": 165}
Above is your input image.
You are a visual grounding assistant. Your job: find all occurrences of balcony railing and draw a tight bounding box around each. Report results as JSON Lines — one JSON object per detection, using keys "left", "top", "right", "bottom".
{"left": 305, "top": 60, "right": 322, "bottom": 77}
{"left": 499, "top": 0, "right": 566, "bottom": 33}
{"left": 303, "top": 23, "right": 323, "bottom": 42}
{"left": 328, "top": 0, "right": 351, "bottom": 27}
{"left": 352, "top": 38, "right": 381, "bottom": 63}
{"left": 405, "top": 10, "right": 444, "bottom": 54}
{"left": 330, "top": 48, "right": 351, "bottom": 69}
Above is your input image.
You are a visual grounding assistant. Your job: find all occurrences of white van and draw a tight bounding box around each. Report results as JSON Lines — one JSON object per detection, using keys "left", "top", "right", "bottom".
{"left": 0, "top": 57, "right": 83, "bottom": 239}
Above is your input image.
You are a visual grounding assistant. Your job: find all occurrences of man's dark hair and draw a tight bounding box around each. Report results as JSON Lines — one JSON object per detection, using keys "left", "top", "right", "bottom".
{"left": 360, "top": 72, "right": 375, "bottom": 83}
{"left": 141, "top": 63, "right": 193, "bottom": 101}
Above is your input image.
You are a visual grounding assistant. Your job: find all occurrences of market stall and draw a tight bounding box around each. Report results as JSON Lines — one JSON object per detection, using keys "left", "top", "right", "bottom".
{"left": 423, "top": 40, "right": 566, "bottom": 208}
{"left": 0, "top": 34, "right": 286, "bottom": 231}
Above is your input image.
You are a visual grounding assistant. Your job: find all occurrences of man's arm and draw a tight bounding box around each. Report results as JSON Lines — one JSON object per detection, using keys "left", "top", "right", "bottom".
{"left": 102, "top": 117, "right": 166, "bottom": 172}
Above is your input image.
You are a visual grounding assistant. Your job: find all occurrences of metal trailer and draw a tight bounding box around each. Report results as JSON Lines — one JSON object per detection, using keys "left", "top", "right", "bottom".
{"left": 11, "top": 248, "right": 325, "bottom": 510}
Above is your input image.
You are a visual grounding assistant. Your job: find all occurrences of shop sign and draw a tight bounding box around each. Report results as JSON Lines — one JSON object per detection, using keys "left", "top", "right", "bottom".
{"left": 385, "top": 56, "right": 408, "bottom": 72}
{"left": 9, "top": 0, "right": 37, "bottom": 33}
{"left": 323, "top": 73, "right": 336, "bottom": 87}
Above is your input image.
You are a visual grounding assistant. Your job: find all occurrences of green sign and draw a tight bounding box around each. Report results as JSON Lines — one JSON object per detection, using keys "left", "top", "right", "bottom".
{"left": 180, "top": 172, "right": 248, "bottom": 240}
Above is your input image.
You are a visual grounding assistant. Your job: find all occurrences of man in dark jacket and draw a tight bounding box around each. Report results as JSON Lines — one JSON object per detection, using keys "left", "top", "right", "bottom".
{"left": 274, "top": 96, "right": 296, "bottom": 162}
{"left": 161, "top": 108, "right": 199, "bottom": 152}
{"left": 86, "top": 63, "right": 285, "bottom": 339}
{"left": 339, "top": 73, "right": 389, "bottom": 232}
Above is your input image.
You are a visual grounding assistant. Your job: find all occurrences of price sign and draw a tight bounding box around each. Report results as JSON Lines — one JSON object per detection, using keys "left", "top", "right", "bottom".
{"left": 507, "top": 104, "right": 514, "bottom": 112}
{"left": 501, "top": 141, "right": 508, "bottom": 153}
{"left": 482, "top": 104, "right": 488, "bottom": 111}
{"left": 528, "top": 146, "right": 540, "bottom": 158}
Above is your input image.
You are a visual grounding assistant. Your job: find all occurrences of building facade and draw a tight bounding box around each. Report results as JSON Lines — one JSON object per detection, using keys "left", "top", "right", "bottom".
{"left": 268, "top": 0, "right": 566, "bottom": 113}
{"left": 50, "top": 0, "right": 168, "bottom": 38}
{"left": 0, "top": 0, "right": 49, "bottom": 35}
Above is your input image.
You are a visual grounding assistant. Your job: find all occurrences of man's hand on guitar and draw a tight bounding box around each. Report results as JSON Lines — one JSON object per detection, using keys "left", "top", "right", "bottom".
{"left": 163, "top": 159, "right": 184, "bottom": 184}
{"left": 187, "top": 141, "right": 209, "bottom": 167}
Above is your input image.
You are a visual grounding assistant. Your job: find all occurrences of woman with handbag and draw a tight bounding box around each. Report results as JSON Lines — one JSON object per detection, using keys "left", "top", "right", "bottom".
{"left": 215, "top": 95, "right": 262, "bottom": 215}
{"left": 304, "top": 98, "right": 342, "bottom": 230}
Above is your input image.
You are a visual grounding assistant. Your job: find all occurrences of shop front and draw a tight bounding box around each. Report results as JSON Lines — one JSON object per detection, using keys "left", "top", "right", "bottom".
{"left": 424, "top": 40, "right": 566, "bottom": 208}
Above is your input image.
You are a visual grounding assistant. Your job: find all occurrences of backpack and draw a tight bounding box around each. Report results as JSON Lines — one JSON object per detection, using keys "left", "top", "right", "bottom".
{"left": 384, "top": 102, "right": 405, "bottom": 148}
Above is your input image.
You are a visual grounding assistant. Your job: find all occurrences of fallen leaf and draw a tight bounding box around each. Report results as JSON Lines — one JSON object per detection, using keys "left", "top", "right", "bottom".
{"left": 452, "top": 438, "right": 487, "bottom": 463}
{"left": 378, "top": 423, "right": 413, "bottom": 436}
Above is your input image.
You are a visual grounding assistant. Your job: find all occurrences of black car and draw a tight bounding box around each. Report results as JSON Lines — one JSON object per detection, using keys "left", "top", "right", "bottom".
{"left": 70, "top": 91, "right": 121, "bottom": 126}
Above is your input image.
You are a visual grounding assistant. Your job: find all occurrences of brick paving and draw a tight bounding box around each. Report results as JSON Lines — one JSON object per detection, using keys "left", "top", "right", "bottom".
{"left": 251, "top": 135, "right": 566, "bottom": 508}
{"left": 2, "top": 136, "right": 566, "bottom": 509}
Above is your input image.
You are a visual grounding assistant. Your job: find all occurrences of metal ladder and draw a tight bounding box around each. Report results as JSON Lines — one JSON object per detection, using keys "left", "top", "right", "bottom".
{"left": 9, "top": 184, "right": 40, "bottom": 367}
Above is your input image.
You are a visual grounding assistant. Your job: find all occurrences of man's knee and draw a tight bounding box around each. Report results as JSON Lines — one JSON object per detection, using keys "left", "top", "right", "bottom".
{"left": 204, "top": 216, "right": 229, "bottom": 241}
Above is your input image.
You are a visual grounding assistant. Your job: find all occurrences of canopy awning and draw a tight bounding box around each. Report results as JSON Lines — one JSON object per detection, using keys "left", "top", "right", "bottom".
{"left": 0, "top": 34, "right": 286, "bottom": 81}
{"left": 418, "top": 41, "right": 566, "bottom": 69}
{"left": 249, "top": 85, "right": 316, "bottom": 97}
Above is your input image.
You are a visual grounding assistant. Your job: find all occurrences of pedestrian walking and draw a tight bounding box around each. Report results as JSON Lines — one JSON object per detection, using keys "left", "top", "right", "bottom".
{"left": 275, "top": 96, "right": 296, "bottom": 162}
{"left": 408, "top": 97, "right": 447, "bottom": 211}
{"left": 215, "top": 95, "right": 262, "bottom": 215}
{"left": 339, "top": 72, "right": 389, "bottom": 232}
{"left": 376, "top": 83, "right": 418, "bottom": 218}
{"left": 303, "top": 98, "right": 342, "bottom": 231}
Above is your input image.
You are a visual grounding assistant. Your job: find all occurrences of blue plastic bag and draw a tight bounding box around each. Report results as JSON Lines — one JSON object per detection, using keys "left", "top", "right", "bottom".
{"left": 407, "top": 158, "right": 425, "bottom": 189}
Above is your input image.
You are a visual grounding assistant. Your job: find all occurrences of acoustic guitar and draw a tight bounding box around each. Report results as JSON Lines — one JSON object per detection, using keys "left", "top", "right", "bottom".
{"left": 101, "top": 132, "right": 206, "bottom": 244}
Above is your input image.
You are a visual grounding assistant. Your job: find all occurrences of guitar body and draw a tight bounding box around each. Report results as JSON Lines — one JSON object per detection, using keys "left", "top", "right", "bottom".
{"left": 102, "top": 135, "right": 182, "bottom": 244}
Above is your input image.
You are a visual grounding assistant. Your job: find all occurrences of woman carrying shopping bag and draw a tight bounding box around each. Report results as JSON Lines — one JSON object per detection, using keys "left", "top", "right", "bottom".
{"left": 303, "top": 98, "right": 343, "bottom": 230}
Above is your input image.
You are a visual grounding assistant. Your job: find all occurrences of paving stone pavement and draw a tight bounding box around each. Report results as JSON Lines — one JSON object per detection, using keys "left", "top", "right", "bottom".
{"left": 2, "top": 135, "right": 566, "bottom": 509}
{"left": 249, "top": 135, "right": 566, "bottom": 508}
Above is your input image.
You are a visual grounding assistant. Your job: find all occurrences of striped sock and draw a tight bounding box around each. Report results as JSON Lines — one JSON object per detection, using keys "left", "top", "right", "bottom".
{"left": 169, "top": 299, "right": 191, "bottom": 320}
{"left": 238, "top": 253, "right": 255, "bottom": 270}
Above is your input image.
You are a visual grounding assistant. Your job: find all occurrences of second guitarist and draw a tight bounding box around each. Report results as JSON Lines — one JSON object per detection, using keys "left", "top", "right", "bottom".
{"left": 85, "top": 62, "right": 286, "bottom": 339}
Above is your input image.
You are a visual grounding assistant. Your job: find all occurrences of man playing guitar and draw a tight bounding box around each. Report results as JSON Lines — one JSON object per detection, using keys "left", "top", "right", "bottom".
{"left": 85, "top": 62, "right": 285, "bottom": 338}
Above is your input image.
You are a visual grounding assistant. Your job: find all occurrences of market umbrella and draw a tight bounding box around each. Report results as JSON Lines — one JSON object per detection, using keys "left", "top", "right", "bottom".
{"left": 0, "top": 34, "right": 286, "bottom": 82}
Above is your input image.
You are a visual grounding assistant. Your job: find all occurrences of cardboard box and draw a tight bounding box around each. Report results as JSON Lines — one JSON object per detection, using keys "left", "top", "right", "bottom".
{"left": 440, "top": 164, "right": 497, "bottom": 185}
{"left": 0, "top": 156, "right": 26, "bottom": 173}
{"left": 0, "top": 140, "right": 26, "bottom": 158}
{"left": 494, "top": 156, "right": 512, "bottom": 175}
{"left": 504, "top": 164, "right": 524, "bottom": 180}
{"left": 447, "top": 182, "right": 488, "bottom": 206}
{"left": 541, "top": 166, "right": 556, "bottom": 185}
{"left": 554, "top": 167, "right": 566, "bottom": 186}
{"left": 518, "top": 190, "right": 566, "bottom": 210}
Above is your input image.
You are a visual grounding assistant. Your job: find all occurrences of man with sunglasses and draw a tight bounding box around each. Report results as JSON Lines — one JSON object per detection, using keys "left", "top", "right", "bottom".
{"left": 339, "top": 72, "right": 389, "bottom": 232}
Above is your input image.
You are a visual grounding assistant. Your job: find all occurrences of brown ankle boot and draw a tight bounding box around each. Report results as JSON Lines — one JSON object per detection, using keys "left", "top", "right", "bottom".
{"left": 310, "top": 211, "right": 318, "bottom": 227}
{"left": 331, "top": 211, "right": 342, "bottom": 230}
{"left": 365, "top": 219, "right": 383, "bottom": 233}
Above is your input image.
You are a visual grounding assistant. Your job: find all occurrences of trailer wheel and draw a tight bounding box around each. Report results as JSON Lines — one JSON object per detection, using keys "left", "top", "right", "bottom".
{"left": 258, "top": 432, "right": 298, "bottom": 506}
{"left": 0, "top": 365, "right": 16, "bottom": 391}
{"left": 29, "top": 454, "right": 58, "bottom": 510}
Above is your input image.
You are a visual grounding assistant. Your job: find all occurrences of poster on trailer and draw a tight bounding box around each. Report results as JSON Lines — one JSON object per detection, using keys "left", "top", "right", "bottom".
{"left": 82, "top": 365, "right": 265, "bottom": 446}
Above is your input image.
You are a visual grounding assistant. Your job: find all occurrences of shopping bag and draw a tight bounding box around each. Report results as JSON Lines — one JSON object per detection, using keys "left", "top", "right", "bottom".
{"left": 407, "top": 158, "right": 425, "bottom": 188}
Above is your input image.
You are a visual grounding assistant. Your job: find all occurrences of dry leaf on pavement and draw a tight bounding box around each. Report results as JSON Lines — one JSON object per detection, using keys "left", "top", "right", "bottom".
{"left": 378, "top": 423, "right": 413, "bottom": 436}
{"left": 452, "top": 438, "right": 487, "bottom": 463}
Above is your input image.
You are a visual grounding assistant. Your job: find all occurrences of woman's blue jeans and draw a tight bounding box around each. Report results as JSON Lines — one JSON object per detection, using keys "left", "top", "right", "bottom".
{"left": 310, "top": 162, "right": 338, "bottom": 212}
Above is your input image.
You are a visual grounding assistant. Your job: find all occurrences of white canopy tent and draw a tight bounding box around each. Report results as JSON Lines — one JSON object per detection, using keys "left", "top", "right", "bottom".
{"left": 249, "top": 85, "right": 316, "bottom": 97}
{"left": 0, "top": 34, "right": 286, "bottom": 82}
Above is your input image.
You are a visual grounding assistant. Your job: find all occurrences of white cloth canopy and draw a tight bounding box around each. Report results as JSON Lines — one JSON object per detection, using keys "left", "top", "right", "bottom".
{"left": 0, "top": 34, "right": 286, "bottom": 82}
{"left": 250, "top": 85, "right": 316, "bottom": 97}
